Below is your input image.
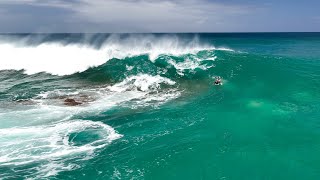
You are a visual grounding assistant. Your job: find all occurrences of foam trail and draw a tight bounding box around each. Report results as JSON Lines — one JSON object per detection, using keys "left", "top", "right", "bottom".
{"left": 0, "top": 34, "right": 228, "bottom": 75}
{"left": 0, "top": 120, "right": 122, "bottom": 177}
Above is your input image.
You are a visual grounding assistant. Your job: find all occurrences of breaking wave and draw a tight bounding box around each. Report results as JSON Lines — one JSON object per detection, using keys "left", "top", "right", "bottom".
{"left": 0, "top": 34, "right": 236, "bottom": 179}
{"left": 0, "top": 34, "right": 232, "bottom": 75}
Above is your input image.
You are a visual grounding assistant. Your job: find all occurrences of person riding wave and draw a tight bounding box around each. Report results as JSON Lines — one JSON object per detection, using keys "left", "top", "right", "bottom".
{"left": 214, "top": 76, "right": 222, "bottom": 85}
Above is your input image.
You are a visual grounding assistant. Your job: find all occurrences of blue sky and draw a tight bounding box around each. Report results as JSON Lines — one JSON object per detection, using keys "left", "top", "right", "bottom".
{"left": 0, "top": 0, "right": 319, "bottom": 32}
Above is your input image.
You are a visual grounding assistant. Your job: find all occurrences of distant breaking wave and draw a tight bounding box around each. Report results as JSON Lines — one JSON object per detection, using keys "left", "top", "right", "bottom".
{"left": 0, "top": 34, "right": 233, "bottom": 75}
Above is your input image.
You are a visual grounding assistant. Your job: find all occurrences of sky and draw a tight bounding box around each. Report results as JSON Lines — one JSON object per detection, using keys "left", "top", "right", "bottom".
{"left": 0, "top": 0, "right": 319, "bottom": 32}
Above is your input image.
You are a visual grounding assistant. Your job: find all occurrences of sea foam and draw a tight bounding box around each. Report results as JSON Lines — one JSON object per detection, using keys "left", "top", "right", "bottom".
{"left": 0, "top": 120, "right": 122, "bottom": 177}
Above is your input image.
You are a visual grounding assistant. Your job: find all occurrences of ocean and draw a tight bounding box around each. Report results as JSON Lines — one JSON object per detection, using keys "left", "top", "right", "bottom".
{"left": 0, "top": 33, "right": 319, "bottom": 179}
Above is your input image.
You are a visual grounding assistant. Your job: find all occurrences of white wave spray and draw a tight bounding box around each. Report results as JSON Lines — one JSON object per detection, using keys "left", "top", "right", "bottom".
{"left": 0, "top": 34, "right": 231, "bottom": 75}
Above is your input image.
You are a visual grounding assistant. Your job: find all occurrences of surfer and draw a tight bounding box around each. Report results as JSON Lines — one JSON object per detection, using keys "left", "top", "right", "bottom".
{"left": 214, "top": 76, "right": 222, "bottom": 85}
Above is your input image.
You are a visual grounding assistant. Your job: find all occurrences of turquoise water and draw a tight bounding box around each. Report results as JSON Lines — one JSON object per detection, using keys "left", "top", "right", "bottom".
{"left": 0, "top": 33, "right": 320, "bottom": 179}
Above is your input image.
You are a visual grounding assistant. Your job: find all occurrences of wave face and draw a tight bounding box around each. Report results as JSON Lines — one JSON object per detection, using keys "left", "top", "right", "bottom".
{"left": 1, "top": 33, "right": 320, "bottom": 179}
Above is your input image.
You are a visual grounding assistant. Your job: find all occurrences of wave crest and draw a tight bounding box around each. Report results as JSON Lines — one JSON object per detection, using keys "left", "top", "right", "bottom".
{"left": 0, "top": 34, "right": 231, "bottom": 75}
